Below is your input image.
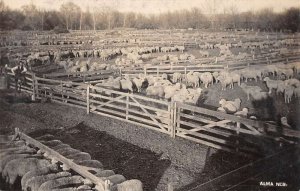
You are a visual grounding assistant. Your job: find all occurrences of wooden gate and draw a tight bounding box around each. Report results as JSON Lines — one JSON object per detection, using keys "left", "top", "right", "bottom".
{"left": 175, "top": 102, "right": 271, "bottom": 154}
{"left": 88, "top": 85, "right": 173, "bottom": 135}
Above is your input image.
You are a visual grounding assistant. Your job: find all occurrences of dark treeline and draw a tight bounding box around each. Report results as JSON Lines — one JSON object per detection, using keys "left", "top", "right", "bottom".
{"left": 0, "top": 1, "right": 299, "bottom": 32}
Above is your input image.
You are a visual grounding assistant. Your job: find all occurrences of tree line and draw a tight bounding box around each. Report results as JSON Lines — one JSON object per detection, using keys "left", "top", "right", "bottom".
{"left": 0, "top": 0, "right": 299, "bottom": 32}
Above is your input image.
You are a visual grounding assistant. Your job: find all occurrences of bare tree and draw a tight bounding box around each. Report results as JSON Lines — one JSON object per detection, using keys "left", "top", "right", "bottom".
{"left": 60, "top": 2, "right": 81, "bottom": 30}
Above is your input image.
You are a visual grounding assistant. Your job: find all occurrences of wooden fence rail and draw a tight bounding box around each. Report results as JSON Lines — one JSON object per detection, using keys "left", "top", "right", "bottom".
{"left": 5, "top": 69, "right": 300, "bottom": 155}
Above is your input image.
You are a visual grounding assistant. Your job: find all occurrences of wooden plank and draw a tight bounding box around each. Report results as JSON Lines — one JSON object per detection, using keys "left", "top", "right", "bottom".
{"left": 179, "top": 113, "right": 218, "bottom": 124}
{"left": 90, "top": 95, "right": 126, "bottom": 109}
{"left": 129, "top": 101, "right": 169, "bottom": 114}
{"left": 89, "top": 94, "right": 127, "bottom": 105}
{"left": 178, "top": 121, "right": 233, "bottom": 137}
{"left": 91, "top": 110, "right": 170, "bottom": 135}
{"left": 91, "top": 105, "right": 126, "bottom": 117}
{"left": 90, "top": 101, "right": 126, "bottom": 112}
{"left": 127, "top": 114, "right": 169, "bottom": 133}
{"left": 176, "top": 133, "right": 234, "bottom": 152}
{"left": 126, "top": 107, "right": 170, "bottom": 125}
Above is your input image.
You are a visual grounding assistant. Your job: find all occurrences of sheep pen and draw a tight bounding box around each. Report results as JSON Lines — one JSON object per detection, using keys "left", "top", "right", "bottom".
{"left": 1, "top": 29, "right": 300, "bottom": 191}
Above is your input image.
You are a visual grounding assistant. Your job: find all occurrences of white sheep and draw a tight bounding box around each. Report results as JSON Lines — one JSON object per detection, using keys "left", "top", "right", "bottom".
{"left": 185, "top": 88, "right": 203, "bottom": 105}
{"left": 164, "top": 83, "right": 181, "bottom": 99}
{"left": 278, "top": 68, "right": 294, "bottom": 79}
{"left": 240, "top": 83, "right": 263, "bottom": 100}
{"left": 217, "top": 75, "right": 233, "bottom": 90}
{"left": 186, "top": 71, "right": 199, "bottom": 88}
{"left": 231, "top": 72, "right": 241, "bottom": 86}
{"left": 294, "top": 87, "right": 300, "bottom": 98}
{"left": 281, "top": 117, "right": 291, "bottom": 128}
{"left": 65, "top": 152, "right": 91, "bottom": 163}
{"left": 212, "top": 72, "right": 219, "bottom": 84}
{"left": 200, "top": 72, "right": 213, "bottom": 88}
{"left": 276, "top": 80, "right": 285, "bottom": 95}
{"left": 38, "top": 175, "right": 87, "bottom": 191}
{"left": 21, "top": 163, "right": 59, "bottom": 189}
{"left": 234, "top": 108, "right": 249, "bottom": 118}
{"left": 146, "top": 85, "right": 164, "bottom": 98}
{"left": 116, "top": 179, "right": 143, "bottom": 191}
{"left": 94, "top": 169, "right": 115, "bottom": 177}
{"left": 0, "top": 153, "right": 32, "bottom": 173}
{"left": 263, "top": 77, "right": 279, "bottom": 94}
{"left": 162, "top": 73, "right": 168, "bottom": 80}
{"left": 172, "top": 72, "right": 182, "bottom": 83}
{"left": 3, "top": 158, "right": 51, "bottom": 185}
{"left": 120, "top": 78, "right": 133, "bottom": 93}
{"left": 219, "top": 98, "right": 241, "bottom": 114}
{"left": 25, "top": 171, "right": 71, "bottom": 191}
{"left": 285, "top": 78, "right": 300, "bottom": 88}
{"left": 284, "top": 85, "right": 294, "bottom": 103}
{"left": 239, "top": 68, "right": 261, "bottom": 82}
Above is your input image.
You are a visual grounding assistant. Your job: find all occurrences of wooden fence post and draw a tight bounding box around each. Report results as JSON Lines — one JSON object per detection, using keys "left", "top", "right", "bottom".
{"left": 184, "top": 67, "right": 187, "bottom": 83}
{"left": 126, "top": 93, "right": 129, "bottom": 120}
{"left": 144, "top": 66, "right": 147, "bottom": 76}
{"left": 60, "top": 81, "right": 63, "bottom": 99}
{"left": 86, "top": 85, "right": 90, "bottom": 114}
{"left": 236, "top": 122, "right": 240, "bottom": 152}
{"left": 170, "top": 101, "right": 177, "bottom": 138}
{"left": 31, "top": 73, "right": 36, "bottom": 101}
{"left": 157, "top": 67, "right": 159, "bottom": 77}
{"left": 169, "top": 100, "right": 173, "bottom": 138}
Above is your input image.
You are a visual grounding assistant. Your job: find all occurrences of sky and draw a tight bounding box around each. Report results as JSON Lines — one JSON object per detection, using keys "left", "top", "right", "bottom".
{"left": 3, "top": 0, "right": 300, "bottom": 14}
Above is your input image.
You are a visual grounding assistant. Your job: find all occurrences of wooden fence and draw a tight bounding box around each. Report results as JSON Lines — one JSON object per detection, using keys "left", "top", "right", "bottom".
{"left": 43, "top": 69, "right": 117, "bottom": 83}
{"left": 120, "top": 53, "right": 300, "bottom": 77}
{"left": 5, "top": 70, "right": 300, "bottom": 155}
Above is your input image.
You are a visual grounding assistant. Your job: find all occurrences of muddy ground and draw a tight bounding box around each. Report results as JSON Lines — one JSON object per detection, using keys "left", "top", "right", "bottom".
{"left": 0, "top": 89, "right": 263, "bottom": 191}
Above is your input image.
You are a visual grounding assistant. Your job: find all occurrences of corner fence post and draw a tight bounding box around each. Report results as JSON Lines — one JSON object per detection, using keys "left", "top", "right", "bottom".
{"left": 86, "top": 85, "right": 90, "bottom": 114}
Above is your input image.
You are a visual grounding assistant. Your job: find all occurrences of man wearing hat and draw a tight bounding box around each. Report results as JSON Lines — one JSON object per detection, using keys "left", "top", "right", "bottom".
{"left": 11, "top": 61, "right": 27, "bottom": 92}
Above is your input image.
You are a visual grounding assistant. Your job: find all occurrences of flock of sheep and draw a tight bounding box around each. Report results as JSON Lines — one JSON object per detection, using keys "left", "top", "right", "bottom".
{"left": 4, "top": 31, "right": 300, "bottom": 125}
{"left": 0, "top": 134, "right": 142, "bottom": 191}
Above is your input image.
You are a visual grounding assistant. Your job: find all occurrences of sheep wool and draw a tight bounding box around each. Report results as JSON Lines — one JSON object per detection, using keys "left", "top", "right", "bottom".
{"left": 116, "top": 179, "right": 143, "bottom": 191}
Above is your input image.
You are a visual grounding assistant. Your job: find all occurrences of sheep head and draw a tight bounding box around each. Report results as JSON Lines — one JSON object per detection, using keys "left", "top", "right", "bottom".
{"left": 234, "top": 98, "right": 241, "bottom": 104}
{"left": 219, "top": 99, "right": 226, "bottom": 106}
{"left": 263, "top": 77, "right": 270, "bottom": 81}
{"left": 175, "top": 83, "right": 181, "bottom": 89}
{"left": 242, "top": 108, "right": 249, "bottom": 113}
{"left": 195, "top": 88, "right": 203, "bottom": 94}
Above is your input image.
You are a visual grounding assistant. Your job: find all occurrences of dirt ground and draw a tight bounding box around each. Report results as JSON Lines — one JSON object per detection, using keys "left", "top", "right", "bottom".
{"left": 0, "top": 89, "right": 259, "bottom": 191}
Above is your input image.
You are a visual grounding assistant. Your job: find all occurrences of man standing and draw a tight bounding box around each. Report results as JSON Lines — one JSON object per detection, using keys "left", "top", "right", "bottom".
{"left": 11, "top": 61, "right": 27, "bottom": 92}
